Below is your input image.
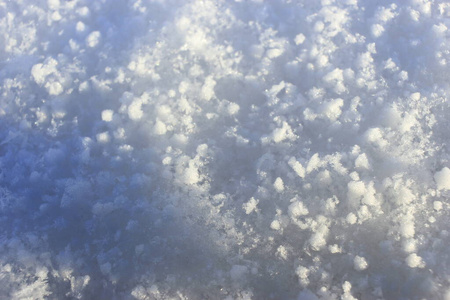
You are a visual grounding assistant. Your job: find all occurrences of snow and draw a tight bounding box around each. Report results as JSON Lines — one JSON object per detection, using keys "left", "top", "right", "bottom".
{"left": 96, "top": 132, "right": 110, "bottom": 144}
{"left": 288, "top": 157, "right": 306, "bottom": 179}
{"left": 295, "top": 265, "right": 310, "bottom": 285}
{"left": 355, "top": 153, "right": 370, "bottom": 170}
{"left": 128, "top": 99, "right": 144, "bottom": 121}
{"left": 288, "top": 200, "right": 309, "bottom": 219}
{"left": 85, "top": 31, "right": 101, "bottom": 48}
{"left": 435, "top": 167, "right": 450, "bottom": 190}
{"left": 153, "top": 120, "right": 167, "bottom": 135}
{"left": 406, "top": 253, "right": 425, "bottom": 268}
{"left": 243, "top": 197, "right": 259, "bottom": 215}
{"left": 101, "top": 109, "right": 114, "bottom": 122}
{"left": 402, "top": 238, "right": 417, "bottom": 253}
{"left": 270, "top": 220, "right": 281, "bottom": 231}
{"left": 294, "top": 33, "right": 305, "bottom": 45}
{"left": 273, "top": 177, "right": 285, "bottom": 193}
{"left": 346, "top": 213, "right": 357, "bottom": 225}
{"left": 434, "top": 201, "right": 443, "bottom": 211}
{"left": 353, "top": 255, "right": 368, "bottom": 271}
{"left": 1, "top": 0, "right": 450, "bottom": 299}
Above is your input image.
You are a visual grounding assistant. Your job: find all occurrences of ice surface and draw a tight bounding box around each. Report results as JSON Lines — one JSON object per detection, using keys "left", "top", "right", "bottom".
{"left": 0, "top": 0, "right": 450, "bottom": 299}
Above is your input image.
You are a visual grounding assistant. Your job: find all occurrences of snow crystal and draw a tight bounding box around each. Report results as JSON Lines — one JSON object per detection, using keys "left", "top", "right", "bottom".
{"left": 309, "top": 224, "right": 329, "bottom": 251}
{"left": 128, "top": 100, "right": 143, "bottom": 121}
{"left": 294, "top": 33, "right": 305, "bottom": 45}
{"left": 86, "top": 31, "right": 101, "bottom": 48}
{"left": 329, "top": 244, "right": 342, "bottom": 254}
{"left": 271, "top": 121, "right": 296, "bottom": 143}
{"left": 288, "top": 200, "right": 309, "bottom": 218}
{"left": 153, "top": 120, "right": 167, "bottom": 135}
{"left": 433, "top": 201, "right": 443, "bottom": 211}
{"left": 342, "top": 282, "right": 357, "bottom": 300}
{"left": 76, "top": 21, "right": 86, "bottom": 33}
{"left": 353, "top": 256, "right": 368, "bottom": 271}
{"left": 243, "top": 197, "right": 259, "bottom": 215}
{"left": 288, "top": 157, "right": 306, "bottom": 178}
{"left": 201, "top": 77, "right": 216, "bottom": 101}
{"left": 317, "top": 170, "right": 332, "bottom": 186}
{"left": 96, "top": 132, "right": 110, "bottom": 144}
{"left": 227, "top": 102, "right": 240, "bottom": 115}
{"left": 267, "top": 48, "right": 284, "bottom": 59}
{"left": 400, "top": 217, "right": 415, "bottom": 238}
{"left": 31, "top": 59, "right": 57, "bottom": 86}
{"left": 296, "top": 265, "right": 309, "bottom": 284}
{"left": 101, "top": 110, "right": 114, "bottom": 122}
{"left": 371, "top": 24, "right": 385, "bottom": 37}
{"left": 355, "top": 153, "right": 370, "bottom": 170}
{"left": 51, "top": 11, "right": 62, "bottom": 22}
{"left": 320, "top": 98, "right": 344, "bottom": 121}
{"left": 406, "top": 253, "right": 425, "bottom": 268}
{"left": 347, "top": 181, "right": 365, "bottom": 206}
{"left": 273, "top": 177, "right": 285, "bottom": 193}
{"left": 131, "top": 285, "right": 148, "bottom": 300}
{"left": 309, "top": 233, "right": 327, "bottom": 251}
{"left": 342, "top": 281, "right": 352, "bottom": 293}
{"left": 47, "top": 81, "right": 63, "bottom": 96}
{"left": 432, "top": 23, "right": 448, "bottom": 36}
{"left": 306, "top": 154, "right": 321, "bottom": 174}
{"left": 276, "top": 245, "right": 288, "bottom": 260}
{"left": 364, "top": 127, "right": 387, "bottom": 148}
{"left": 346, "top": 213, "right": 357, "bottom": 225}
{"left": 270, "top": 220, "right": 281, "bottom": 231}
{"left": 183, "top": 164, "right": 200, "bottom": 185}
{"left": 435, "top": 167, "right": 450, "bottom": 190}
{"left": 402, "top": 239, "right": 417, "bottom": 253}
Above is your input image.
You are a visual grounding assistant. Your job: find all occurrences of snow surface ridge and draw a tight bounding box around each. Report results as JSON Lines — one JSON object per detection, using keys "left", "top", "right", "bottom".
{"left": 0, "top": 0, "right": 450, "bottom": 299}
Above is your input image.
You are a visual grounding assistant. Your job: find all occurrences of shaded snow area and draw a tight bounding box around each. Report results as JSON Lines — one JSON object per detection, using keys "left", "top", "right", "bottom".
{"left": 2, "top": 0, "right": 450, "bottom": 299}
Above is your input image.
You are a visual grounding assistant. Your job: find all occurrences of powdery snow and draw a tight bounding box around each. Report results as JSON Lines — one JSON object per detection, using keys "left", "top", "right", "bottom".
{"left": 0, "top": 0, "right": 450, "bottom": 299}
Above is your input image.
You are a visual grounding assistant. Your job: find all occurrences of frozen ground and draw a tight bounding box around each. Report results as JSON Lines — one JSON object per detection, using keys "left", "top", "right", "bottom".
{"left": 1, "top": 0, "right": 450, "bottom": 299}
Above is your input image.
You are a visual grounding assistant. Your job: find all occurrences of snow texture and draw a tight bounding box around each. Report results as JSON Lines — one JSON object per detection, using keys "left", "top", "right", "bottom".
{"left": 0, "top": 0, "right": 450, "bottom": 299}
